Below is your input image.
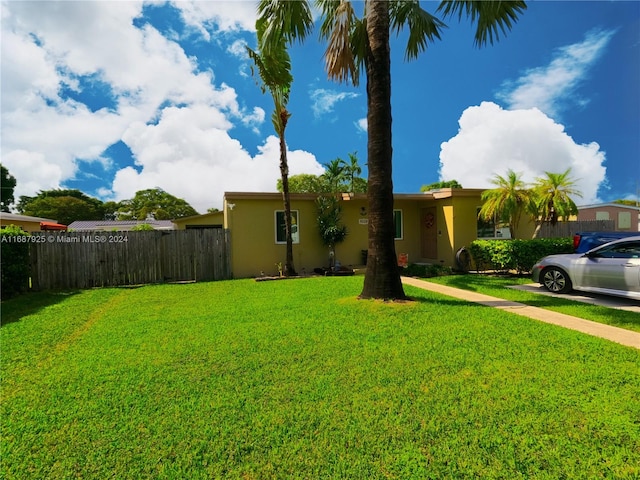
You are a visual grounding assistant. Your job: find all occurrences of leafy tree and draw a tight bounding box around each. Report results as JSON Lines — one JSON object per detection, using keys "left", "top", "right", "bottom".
{"left": 102, "top": 201, "right": 121, "bottom": 220}
{"left": 613, "top": 199, "right": 639, "bottom": 207}
{"left": 277, "top": 154, "right": 367, "bottom": 194}
{"left": 1, "top": 164, "right": 16, "bottom": 212}
{"left": 277, "top": 174, "right": 328, "bottom": 193}
{"left": 260, "top": 0, "right": 525, "bottom": 299}
{"left": 478, "top": 170, "right": 534, "bottom": 239}
{"left": 18, "top": 189, "right": 106, "bottom": 225}
{"left": 248, "top": 1, "right": 313, "bottom": 276}
{"left": 420, "top": 180, "right": 462, "bottom": 192}
{"left": 117, "top": 188, "right": 198, "bottom": 220}
{"left": 316, "top": 195, "right": 348, "bottom": 269}
{"left": 322, "top": 158, "right": 347, "bottom": 192}
{"left": 531, "top": 168, "right": 582, "bottom": 238}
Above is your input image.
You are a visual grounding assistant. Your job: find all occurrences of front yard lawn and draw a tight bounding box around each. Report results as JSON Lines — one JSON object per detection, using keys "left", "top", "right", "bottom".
{"left": 2, "top": 277, "right": 639, "bottom": 479}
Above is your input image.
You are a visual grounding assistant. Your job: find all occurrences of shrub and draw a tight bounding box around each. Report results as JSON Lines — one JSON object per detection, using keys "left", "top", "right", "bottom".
{"left": 470, "top": 238, "right": 573, "bottom": 274}
{"left": 403, "top": 263, "right": 453, "bottom": 278}
{"left": 131, "top": 223, "right": 154, "bottom": 231}
{"left": 1, "top": 225, "right": 31, "bottom": 298}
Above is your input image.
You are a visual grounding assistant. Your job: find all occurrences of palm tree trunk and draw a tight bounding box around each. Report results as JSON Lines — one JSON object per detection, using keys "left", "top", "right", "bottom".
{"left": 279, "top": 118, "right": 296, "bottom": 276}
{"left": 360, "top": 0, "right": 405, "bottom": 300}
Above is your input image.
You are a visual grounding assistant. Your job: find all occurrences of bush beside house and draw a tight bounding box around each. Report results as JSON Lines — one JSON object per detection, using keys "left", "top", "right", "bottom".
{"left": 470, "top": 238, "right": 574, "bottom": 274}
{"left": 1, "top": 226, "right": 31, "bottom": 298}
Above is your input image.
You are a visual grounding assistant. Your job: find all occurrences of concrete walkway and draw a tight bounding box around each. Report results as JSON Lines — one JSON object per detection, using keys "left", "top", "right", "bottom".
{"left": 402, "top": 277, "right": 640, "bottom": 350}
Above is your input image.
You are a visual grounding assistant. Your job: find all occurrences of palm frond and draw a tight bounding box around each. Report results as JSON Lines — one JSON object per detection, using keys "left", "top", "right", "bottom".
{"left": 320, "top": 0, "right": 359, "bottom": 85}
{"left": 436, "top": 0, "right": 527, "bottom": 47}
{"left": 258, "top": 0, "right": 313, "bottom": 54}
{"left": 390, "top": 0, "right": 447, "bottom": 60}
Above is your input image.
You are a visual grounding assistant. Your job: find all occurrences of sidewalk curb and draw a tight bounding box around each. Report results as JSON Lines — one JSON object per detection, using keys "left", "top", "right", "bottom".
{"left": 402, "top": 277, "right": 640, "bottom": 350}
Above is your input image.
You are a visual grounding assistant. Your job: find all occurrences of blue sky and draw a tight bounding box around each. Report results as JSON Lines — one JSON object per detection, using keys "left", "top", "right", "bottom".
{"left": 2, "top": 1, "right": 638, "bottom": 213}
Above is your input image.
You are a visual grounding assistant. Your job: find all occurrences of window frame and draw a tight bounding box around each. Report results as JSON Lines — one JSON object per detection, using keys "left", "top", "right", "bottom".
{"left": 393, "top": 209, "right": 403, "bottom": 240}
{"left": 274, "top": 210, "right": 300, "bottom": 245}
{"left": 476, "top": 207, "right": 511, "bottom": 239}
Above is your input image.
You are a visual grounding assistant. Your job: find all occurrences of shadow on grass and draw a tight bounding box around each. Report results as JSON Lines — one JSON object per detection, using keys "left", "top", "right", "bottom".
{"left": 1, "top": 290, "right": 80, "bottom": 327}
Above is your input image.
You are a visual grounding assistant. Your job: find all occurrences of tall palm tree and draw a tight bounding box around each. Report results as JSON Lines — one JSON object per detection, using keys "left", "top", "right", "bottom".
{"left": 532, "top": 168, "right": 582, "bottom": 238}
{"left": 260, "top": 0, "right": 526, "bottom": 298}
{"left": 479, "top": 170, "right": 534, "bottom": 239}
{"left": 248, "top": 1, "right": 313, "bottom": 276}
{"left": 344, "top": 151, "right": 362, "bottom": 194}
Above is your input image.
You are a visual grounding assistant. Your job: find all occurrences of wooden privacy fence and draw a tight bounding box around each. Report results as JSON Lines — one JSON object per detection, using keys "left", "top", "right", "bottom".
{"left": 29, "top": 229, "right": 231, "bottom": 290}
{"left": 537, "top": 220, "right": 616, "bottom": 238}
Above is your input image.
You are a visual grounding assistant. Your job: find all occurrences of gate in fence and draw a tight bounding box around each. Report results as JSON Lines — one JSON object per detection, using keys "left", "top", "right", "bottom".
{"left": 30, "top": 229, "right": 231, "bottom": 290}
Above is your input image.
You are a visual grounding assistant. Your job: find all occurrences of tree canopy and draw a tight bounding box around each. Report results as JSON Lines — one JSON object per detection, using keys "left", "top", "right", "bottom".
{"left": 420, "top": 180, "right": 462, "bottom": 192}
{"left": 277, "top": 152, "right": 367, "bottom": 194}
{"left": 116, "top": 188, "right": 198, "bottom": 221}
{"left": 1, "top": 164, "right": 16, "bottom": 212}
{"left": 18, "top": 189, "right": 107, "bottom": 225}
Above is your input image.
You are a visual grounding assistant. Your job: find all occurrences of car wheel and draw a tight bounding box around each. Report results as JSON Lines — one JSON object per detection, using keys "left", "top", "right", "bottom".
{"left": 541, "top": 267, "right": 573, "bottom": 294}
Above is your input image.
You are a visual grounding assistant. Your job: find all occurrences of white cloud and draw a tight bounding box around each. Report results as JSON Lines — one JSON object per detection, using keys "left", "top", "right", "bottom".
{"left": 113, "top": 105, "right": 322, "bottom": 211}
{"left": 439, "top": 102, "right": 606, "bottom": 204}
{"left": 355, "top": 118, "right": 367, "bottom": 133}
{"left": 0, "top": 0, "right": 275, "bottom": 208}
{"left": 171, "top": 0, "right": 257, "bottom": 40}
{"left": 309, "top": 88, "right": 360, "bottom": 118}
{"left": 497, "top": 29, "right": 615, "bottom": 119}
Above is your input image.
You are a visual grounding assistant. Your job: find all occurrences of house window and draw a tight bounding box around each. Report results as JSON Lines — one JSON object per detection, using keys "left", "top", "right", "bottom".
{"left": 275, "top": 210, "right": 299, "bottom": 244}
{"left": 394, "top": 210, "right": 403, "bottom": 240}
{"left": 618, "top": 211, "right": 631, "bottom": 229}
{"left": 595, "top": 211, "right": 610, "bottom": 220}
{"left": 476, "top": 208, "right": 511, "bottom": 239}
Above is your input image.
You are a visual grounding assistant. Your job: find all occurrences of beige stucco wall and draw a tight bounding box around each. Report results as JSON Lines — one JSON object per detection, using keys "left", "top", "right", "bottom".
{"left": 225, "top": 194, "right": 329, "bottom": 278}
{"left": 0, "top": 219, "right": 41, "bottom": 232}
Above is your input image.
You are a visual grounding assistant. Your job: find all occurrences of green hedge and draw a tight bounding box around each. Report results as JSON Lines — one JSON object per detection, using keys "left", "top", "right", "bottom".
{"left": 469, "top": 238, "right": 574, "bottom": 274}
{"left": 1, "top": 225, "right": 31, "bottom": 298}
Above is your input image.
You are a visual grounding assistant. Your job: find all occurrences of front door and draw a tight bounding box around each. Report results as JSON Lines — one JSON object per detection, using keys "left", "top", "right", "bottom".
{"left": 420, "top": 207, "right": 438, "bottom": 260}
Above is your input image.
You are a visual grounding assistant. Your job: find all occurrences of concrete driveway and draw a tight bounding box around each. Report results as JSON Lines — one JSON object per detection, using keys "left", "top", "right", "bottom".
{"left": 508, "top": 284, "right": 640, "bottom": 313}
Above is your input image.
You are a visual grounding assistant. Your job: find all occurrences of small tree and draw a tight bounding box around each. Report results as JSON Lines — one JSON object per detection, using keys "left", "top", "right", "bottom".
{"left": 316, "top": 195, "right": 347, "bottom": 269}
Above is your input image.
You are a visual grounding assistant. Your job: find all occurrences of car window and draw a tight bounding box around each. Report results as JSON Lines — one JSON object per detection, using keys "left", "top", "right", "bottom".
{"left": 594, "top": 241, "right": 640, "bottom": 259}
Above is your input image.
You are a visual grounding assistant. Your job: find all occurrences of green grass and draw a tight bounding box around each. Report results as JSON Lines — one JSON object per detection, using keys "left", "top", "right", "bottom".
{"left": 421, "top": 274, "right": 640, "bottom": 333}
{"left": 2, "top": 277, "right": 639, "bottom": 479}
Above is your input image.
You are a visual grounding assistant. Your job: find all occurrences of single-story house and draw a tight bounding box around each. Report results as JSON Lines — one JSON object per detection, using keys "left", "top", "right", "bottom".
{"left": 577, "top": 203, "right": 640, "bottom": 231}
{"left": 179, "top": 189, "right": 531, "bottom": 279}
{"left": 0, "top": 213, "right": 62, "bottom": 232}
{"left": 67, "top": 219, "right": 176, "bottom": 231}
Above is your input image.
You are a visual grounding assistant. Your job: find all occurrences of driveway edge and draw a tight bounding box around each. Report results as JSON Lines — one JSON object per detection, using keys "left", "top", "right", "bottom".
{"left": 402, "top": 277, "right": 640, "bottom": 350}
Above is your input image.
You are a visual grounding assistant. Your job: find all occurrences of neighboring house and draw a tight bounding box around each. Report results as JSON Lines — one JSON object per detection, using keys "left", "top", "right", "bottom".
{"left": 577, "top": 203, "right": 640, "bottom": 232}
{"left": 173, "top": 211, "right": 224, "bottom": 230}
{"left": 176, "top": 189, "right": 528, "bottom": 279}
{"left": 0, "top": 213, "right": 63, "bottom": 232}
{"left": 67, "top": 220, "right": 176, "bottom": 231}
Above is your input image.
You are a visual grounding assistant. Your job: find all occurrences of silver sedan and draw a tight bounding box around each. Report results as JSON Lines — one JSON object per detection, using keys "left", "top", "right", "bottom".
{"left": 531, "top": 236, "right": 640, "bottom": 301}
